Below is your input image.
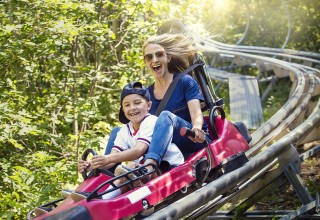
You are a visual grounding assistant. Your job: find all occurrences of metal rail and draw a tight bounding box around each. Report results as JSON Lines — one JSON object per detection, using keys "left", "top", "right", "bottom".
{"left": 145, "top": 34, "right": 320, "bottom": 220}
{"left": 146, "top": 95, "right": 320, "bottom": 220}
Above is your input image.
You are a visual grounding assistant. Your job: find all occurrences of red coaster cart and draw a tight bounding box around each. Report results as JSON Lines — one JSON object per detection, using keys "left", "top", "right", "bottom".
{"left": 27, "top": 21, "right": 252, "bottom": 220}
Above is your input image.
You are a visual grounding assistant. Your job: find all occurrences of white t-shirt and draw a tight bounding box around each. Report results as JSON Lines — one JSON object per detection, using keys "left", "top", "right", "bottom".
{"left": 112, "top": 114, "right": 184, "bottom": 166}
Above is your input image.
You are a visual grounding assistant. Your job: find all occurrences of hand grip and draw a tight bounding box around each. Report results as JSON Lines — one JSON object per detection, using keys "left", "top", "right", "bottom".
{"left": 180, "top": 127, "right": 195, "bottom": 138}
{"left": 81, "top": 149, "right": 97, "bottom": 180}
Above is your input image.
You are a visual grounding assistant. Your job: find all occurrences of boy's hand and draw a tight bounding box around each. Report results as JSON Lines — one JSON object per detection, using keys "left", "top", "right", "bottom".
{"left": 91, "top": 155, "right": 111, "bottom": 169}
{"left": 78, "top": 159, "right": 91, "bottom": 173}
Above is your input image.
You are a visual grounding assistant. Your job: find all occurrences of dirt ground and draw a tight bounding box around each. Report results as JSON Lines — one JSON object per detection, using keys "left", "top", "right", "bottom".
{"left": 254, "top": 141, "right": 320, "bottom": 211}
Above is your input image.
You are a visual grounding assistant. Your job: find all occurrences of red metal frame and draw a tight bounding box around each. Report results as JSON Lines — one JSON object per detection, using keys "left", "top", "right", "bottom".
{"left": 33, "top": 116, "right": 250, "bottom": 220}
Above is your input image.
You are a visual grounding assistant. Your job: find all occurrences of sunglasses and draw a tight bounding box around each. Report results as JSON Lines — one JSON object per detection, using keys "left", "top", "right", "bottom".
{"left": 143, "top": 51, "right": 166, "bottom": 62}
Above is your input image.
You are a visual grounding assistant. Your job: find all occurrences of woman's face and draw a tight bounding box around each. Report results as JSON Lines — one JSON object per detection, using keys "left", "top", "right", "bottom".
{"left": 144, "top": 43, "right": 171, "bottom": 79}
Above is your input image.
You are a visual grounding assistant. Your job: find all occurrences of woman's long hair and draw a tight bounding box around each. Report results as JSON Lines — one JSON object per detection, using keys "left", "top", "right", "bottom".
{"left": 142, "top": 33, "right": 196, "bottom": 74}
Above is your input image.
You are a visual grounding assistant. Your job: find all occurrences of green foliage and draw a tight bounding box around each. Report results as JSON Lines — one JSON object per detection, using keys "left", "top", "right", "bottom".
{"left": 0, "top": 0, "right": 162, "bottom": 218}
{"left": 0, "top": 152, "right": 76, "bottom": 219}
{"left": 200, "top": 0, "right": 320, "bottom": 51}
{"left": 261, "top": 78, "right": 292, "bottom": 120}
{"left": 0, "top": 0, "right": 318, "bottom": 219}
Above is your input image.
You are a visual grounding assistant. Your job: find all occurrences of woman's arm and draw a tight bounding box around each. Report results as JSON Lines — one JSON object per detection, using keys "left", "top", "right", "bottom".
{"left": 91, "top": 142, "right": 149, "bottom": 169}
{"left": 187, "top": 99, "right": 206, "bottom": 143}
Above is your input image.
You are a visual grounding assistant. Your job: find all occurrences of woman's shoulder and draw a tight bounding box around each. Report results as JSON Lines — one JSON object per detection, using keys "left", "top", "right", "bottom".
{"left": 178, "top": 72, "right": 196, "bottom": 82}
{"left": 177, "top": 72, "right": 192, "bottom": 78}
{"left": 178, "top": 73, "right": 198, "bottom": 88}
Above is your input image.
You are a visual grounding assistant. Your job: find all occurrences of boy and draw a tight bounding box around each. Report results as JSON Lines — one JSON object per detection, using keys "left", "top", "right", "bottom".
{"left": 35, "top": 81, "right": 184, "bottom": 216}
{"left": 76, "top": 81, "right": 184, "bottom": 200}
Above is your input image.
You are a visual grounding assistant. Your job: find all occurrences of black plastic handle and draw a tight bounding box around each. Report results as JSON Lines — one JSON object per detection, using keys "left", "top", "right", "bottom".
{"left": 81, "top": 149, "right": 97, "bottom": 180}
{"left": 180, "top": 127, "right": 195, "bottom": 138}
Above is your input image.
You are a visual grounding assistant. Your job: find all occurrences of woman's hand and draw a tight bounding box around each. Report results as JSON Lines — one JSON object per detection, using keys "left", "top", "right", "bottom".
{"left": 78, "top": 159, "right": 91, "bottom": 173}
{"left": 187, "top": 99, "right": 205, "bottom": 143}
{"left": 190, "top": 126, "right": 206, "bottom": 143}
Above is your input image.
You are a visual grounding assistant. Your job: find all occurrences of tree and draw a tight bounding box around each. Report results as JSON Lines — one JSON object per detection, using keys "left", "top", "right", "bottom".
{"left": 0, "top": 0, "right": 163, "bottom": 218}
{"left": 0, "top": 0, "right": 319, "bottom": 219}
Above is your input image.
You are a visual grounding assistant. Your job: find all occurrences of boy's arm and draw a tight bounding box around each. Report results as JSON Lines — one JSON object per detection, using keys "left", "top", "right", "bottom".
{"left": 99, "top": 149, "right": 119, "bottom": 169}
{"left": 113, "top": 141, "right": 148, "bottom": 162}
{"left": 91, "top": 142, "right": 148, "bottom": 169}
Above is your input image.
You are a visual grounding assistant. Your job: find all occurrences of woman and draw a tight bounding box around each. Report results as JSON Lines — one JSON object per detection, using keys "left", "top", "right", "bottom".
{"left": 104, "top": 33, "right": 209, "bottom": 170}
{"left": 141, "top": 33, "right": 210, "bottom": 168}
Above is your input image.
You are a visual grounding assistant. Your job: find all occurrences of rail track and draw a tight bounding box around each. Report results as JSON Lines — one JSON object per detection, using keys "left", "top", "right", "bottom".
{"left": 145, "top": 32, "right": 320, "bottom": 220}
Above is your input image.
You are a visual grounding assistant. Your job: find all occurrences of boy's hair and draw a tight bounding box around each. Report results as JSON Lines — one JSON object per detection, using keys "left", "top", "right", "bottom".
{"left": 119, "top": 82, "right": 150, "bottom": 124}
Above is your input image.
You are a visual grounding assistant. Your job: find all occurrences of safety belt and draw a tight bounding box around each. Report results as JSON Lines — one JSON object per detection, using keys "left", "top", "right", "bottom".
{"left": 155, "top": 61, "right": 204, "bottom": 116}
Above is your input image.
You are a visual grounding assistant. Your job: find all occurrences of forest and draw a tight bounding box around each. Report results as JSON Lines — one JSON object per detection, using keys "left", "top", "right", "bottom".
{"left": 0, "top": 0, "right": 319, "bottom": 219}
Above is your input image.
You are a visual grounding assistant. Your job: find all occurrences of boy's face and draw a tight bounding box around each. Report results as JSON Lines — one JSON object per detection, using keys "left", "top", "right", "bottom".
{"left": 122, "top": 94, "right": 151, "bottom": 128}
